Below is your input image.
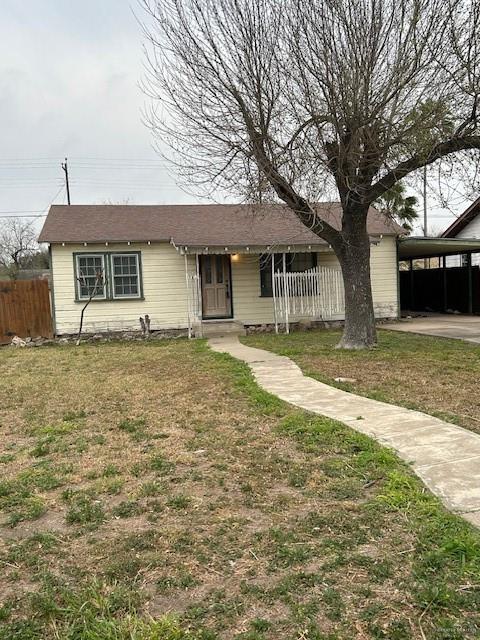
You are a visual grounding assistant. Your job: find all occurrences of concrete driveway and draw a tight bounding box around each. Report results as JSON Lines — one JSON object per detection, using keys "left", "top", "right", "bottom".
{"left": 383, "top": 314, "right": 480, "bottom": 344}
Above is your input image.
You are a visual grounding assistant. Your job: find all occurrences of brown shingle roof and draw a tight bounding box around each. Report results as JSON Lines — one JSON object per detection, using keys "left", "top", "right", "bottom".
{"left": 38, "top": 203, "right": 403, "bottom": 246}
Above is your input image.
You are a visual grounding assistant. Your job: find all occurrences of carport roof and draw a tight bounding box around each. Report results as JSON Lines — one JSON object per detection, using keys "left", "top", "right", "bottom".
{"left": 399, "top": 236, "right": 480, "bottom": 259}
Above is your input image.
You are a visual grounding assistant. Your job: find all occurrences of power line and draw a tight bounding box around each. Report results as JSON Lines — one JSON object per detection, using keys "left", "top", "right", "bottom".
{"left": 0, "top": 185, "right": 65, "bottom": 219}
{"left": 0, "top": 214, "right": 48, "bottom": 219}
{"left": 0, "top": 209, "right": 48, "bottom": 214}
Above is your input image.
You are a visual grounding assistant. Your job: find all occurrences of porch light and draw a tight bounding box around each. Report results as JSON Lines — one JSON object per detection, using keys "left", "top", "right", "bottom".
{"left": 231, "top": 253, "right": 239, "bottom": 261}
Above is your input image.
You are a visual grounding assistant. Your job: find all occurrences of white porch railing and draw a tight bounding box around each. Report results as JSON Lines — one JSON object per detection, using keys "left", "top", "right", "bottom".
{"left": 186, "top": 270, "right": 202, "bottom": 338}
{"left": 273, "top": 266, "right": 345, "bottom": 333}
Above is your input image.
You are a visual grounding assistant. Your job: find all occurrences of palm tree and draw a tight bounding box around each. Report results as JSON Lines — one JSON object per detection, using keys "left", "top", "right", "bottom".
{"left": 375, "top": 182, "right": 419, "bottom": 232}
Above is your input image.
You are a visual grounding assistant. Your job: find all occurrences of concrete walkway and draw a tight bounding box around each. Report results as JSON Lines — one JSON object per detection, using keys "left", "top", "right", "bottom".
{"left": 209, "top": 336, "right": 480, "bottom": 527}
{"left": 383, "top": 314, "right": 480, "bottom": 344}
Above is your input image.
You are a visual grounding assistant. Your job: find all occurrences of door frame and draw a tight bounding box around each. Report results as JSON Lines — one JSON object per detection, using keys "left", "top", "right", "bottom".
{"left": 199, "top": 254, "right": 234, "bottom": 320}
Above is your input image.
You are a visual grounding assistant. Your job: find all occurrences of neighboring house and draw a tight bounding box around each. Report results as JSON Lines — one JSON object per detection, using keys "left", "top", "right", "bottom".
{"left": 38, "top": 203, "right": 403, "bottom": 336}
{"left": 442, "top": 196, "right": 480, "bottom": 267}
{"left": 443, "top": 196, "right": 480, "bottom": 240}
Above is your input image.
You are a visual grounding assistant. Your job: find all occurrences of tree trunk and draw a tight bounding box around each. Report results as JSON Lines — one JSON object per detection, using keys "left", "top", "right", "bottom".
{"left": 335, "top": 208, "right": 377, "bottom": 349}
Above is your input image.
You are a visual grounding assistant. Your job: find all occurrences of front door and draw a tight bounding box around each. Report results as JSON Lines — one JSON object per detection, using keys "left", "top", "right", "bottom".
{"left": 200, "top": 255, "right": 232, "bottom": 318}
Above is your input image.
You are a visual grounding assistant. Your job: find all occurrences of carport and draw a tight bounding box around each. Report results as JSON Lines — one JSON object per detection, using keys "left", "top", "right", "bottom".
{"left": 398, "top": 237, "right": 480, "bottom": 314}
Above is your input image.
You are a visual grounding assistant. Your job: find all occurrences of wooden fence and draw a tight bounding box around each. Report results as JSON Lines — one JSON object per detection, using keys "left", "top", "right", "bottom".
{"left": 0, "top": 279, "right": 53, "bottom": 345}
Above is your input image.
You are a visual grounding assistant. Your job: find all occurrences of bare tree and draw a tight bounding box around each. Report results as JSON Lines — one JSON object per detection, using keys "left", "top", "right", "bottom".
{"left": 0, "top": 218, "right": 38, "bottom": 279}
{"left": 140, "top": 0, "right": 480, "bottom": 348}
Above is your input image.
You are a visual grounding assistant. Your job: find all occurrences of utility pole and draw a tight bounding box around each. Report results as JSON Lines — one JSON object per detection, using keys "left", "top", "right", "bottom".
{"left": 61, "top": 157, "right": 71, "bottom": 205}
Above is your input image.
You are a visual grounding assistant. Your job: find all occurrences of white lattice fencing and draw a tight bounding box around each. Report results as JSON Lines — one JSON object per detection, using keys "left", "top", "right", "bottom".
{"left": 273, "top": 266, "right": 345, "bottom": 331}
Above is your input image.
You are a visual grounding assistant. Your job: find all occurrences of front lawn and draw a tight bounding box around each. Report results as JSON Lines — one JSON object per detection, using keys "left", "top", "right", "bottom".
{"left": 244, "top": 328, "right": 480, "bottom": 434}
{"left": 1, "top": 339, "right": 480, "bottom": 639}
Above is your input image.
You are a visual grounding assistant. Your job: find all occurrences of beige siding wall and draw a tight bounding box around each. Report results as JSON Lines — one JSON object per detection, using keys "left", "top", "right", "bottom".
{"left": 317, "top": 236, "right": 399, "bottom": 319}
{"left": 231, "top": 254, "right": 274, "bottom": 324}
{"left": 51, "top": 236, "right": 399, "bottom": 334}
{"left": 369, "top": 237, "right": 400, "bottom": 318}
{"left": 51, "top": 243, "right": 193, "bottom": 334}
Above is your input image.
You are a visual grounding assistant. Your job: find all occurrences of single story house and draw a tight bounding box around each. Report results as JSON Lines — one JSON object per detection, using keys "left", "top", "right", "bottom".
{"left": 38, "top": 203, "right": 403, "bottom": 336}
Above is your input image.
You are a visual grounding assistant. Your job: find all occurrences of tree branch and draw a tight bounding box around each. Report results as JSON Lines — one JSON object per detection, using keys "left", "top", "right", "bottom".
{"left": 368, "top": 135, "right": 480, "bottom": 202}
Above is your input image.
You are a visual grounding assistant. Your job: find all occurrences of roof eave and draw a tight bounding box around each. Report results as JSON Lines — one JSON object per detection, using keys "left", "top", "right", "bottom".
{"left": 441, "top": 197, "right": 480, "bottom": 238}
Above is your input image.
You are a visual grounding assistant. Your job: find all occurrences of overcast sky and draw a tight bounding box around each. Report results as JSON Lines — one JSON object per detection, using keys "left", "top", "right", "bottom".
{"left": 0, "top": 0, "right": 471, "bottom": 236}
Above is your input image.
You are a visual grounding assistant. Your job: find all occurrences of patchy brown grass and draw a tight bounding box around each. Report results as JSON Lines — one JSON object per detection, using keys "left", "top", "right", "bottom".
{"left": 1, "top": 339, "right": 480, "bottom": 639}
{"left": 245, "top": 328, "right": 480, "bottom": 433}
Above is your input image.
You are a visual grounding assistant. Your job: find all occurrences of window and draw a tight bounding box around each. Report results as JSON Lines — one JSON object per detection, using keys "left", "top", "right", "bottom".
{"left": 260, "top": 252, "right": 317, "bottom": 297}
{"left": 75, "top": 254, "right": 106, "bottom": 300}
{"left": 74, "top": 252, "right": 142, "bottom": 301}
{"left": 111, "top": 254, "right": 140, "bottom": 299}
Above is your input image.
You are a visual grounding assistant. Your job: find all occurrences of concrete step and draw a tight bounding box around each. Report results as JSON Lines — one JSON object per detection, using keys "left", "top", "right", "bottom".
{"left": 199, "top": 320, "right": 246, "bottom": 338}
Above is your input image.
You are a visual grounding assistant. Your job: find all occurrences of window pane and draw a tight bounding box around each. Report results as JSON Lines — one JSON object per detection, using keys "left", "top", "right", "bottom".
{"left": 259, "top": 254, "right": 273, "bottom": 297}
{"left": 112, "top": 254, "right": 140, "bottom": 297}
{"left": 77, "top": 255, "right": 105, "bottom": 298}
{"left": 204, "top": 256, "right": 212, "bottom": 284}
{"left": 290, "top": 253, "right": 316, "bottom": 272}
{"left": 216, "top": 256, "right": 224, "bottom": 283}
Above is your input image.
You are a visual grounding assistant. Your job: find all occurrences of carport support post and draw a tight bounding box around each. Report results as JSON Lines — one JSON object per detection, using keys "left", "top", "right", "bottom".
{"left": 467, "top": 252, "right": 473, "bottom": 314}
{"left": 442, "top": 256, "right": 448, "bottom": 312}
{"left": 409, "top": 259, "right": 415, "bottom": 310}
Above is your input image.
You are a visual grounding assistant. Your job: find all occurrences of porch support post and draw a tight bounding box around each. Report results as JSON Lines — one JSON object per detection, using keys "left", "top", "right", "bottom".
{"left": 283, "top": 252, "right": 289, "bottom": 334}
{"left": 467, "top": 252, "right": 473, "bottom": 314}
{"left": 196, "top": 253, "right": 203, "bottom": 338}
{"left": 184, "top": 253, "right": 192, "bottom": 339}
{"left": 272, "top": 252, "right": 278, "bottom": 334}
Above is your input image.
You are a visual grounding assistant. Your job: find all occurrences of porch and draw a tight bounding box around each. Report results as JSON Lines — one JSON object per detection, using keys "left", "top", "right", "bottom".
{"left": 177, "top": 244, "right": 345, "bottom": 337}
